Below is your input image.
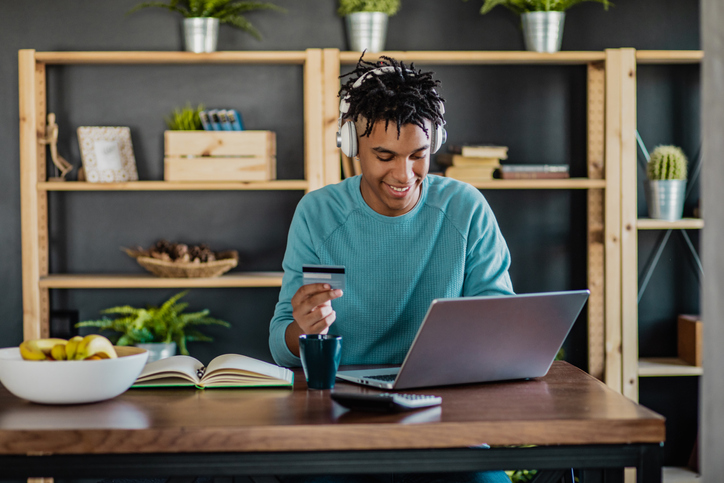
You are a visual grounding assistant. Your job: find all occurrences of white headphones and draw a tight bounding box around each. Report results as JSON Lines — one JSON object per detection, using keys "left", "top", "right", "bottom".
{"left": 336, "top": 66, "right": 447, "bottom": 158}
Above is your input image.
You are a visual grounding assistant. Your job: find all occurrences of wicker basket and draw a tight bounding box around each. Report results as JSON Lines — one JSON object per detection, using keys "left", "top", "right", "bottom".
{"left": 125, "top": 248, "right": 239, "bottom": 278}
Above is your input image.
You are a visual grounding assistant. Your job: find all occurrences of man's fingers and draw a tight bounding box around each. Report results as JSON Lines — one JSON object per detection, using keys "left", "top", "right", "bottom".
{"left": 308, "top": 309, "right": 336, "bottom": 334}
{"left": 292, "top": 283, "right": 332, "bottom": 303}
{"left": 306, "top": 289, "right": 343, "bottom": 309}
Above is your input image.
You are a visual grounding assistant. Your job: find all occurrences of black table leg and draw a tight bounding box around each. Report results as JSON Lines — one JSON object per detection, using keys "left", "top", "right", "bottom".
{"left": 637, "top": 443, "right": 664, "bottom": 483}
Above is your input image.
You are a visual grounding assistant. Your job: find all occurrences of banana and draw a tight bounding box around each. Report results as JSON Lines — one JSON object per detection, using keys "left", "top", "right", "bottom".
{"left": 50, "top": 343, "right": 67, "bottom": 361}
{"left": 19, "top": 338, "right": 68, "bottom": 361}
{"left": 74, "top": 334, "right": 118, "bottom": 360}
{"left": 65, "top": 335, "right": 83, "bottom": 360}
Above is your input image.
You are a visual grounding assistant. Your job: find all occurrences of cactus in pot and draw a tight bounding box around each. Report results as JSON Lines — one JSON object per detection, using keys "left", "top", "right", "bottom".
{"left": 645, "top": 145, "right": 688, "bottom": 221}
{"left": 647, "top": 145, "right": 688, "bottom": 180}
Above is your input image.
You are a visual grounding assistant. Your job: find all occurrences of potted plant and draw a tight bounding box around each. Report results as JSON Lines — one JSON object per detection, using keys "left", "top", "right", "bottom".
{"left": 645, "top": 145, "right": 688, "bottom": 221}
{"left": 165, "top": 103, "right": 205, "bottom": 131}
{"left": 76, "top": 291, "right": 231, "bottom": 363}
{"left": 128, "top": 0, "right": 285, "bottom": 53}
{"left": 338, "top": 0, "right": 401, "bottom": 53}
{"left": 463, "top": 0, "right": 611, "bottom": 53}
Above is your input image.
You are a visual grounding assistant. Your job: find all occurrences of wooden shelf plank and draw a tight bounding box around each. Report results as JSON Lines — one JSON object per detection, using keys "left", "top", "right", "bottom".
{"left": 340, "top": 51, "right": 606, "bottom": 65}
{"left": 39, "top": 272, "right": 284, "bottom": 289}
{"left": 464, "top": 178, "right": 606, "bottom": 190}
{"left": 637, "top": 218, "right": 704, "bottom": 230}
{"left": 34, "top": 51, "right": 308, "bottom": 65}
{"left": 636, "top": 50, "right": 703, "bottom": 64}
{"left": 638, "top": 358, "right": 703, "bottom": 377}
{"left": 39, "top": 180, "right": 308, "bottom": 191}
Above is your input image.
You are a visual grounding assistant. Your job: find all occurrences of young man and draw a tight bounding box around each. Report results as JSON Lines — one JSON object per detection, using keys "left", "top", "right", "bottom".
{"left": 269, "top": 56, "right": 514, "bottom": 368}
{"left": 269, "top": 55, "right": 514, "bottom": 483}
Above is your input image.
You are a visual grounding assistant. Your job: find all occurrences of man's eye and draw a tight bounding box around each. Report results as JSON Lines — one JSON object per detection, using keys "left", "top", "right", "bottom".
{"left": 377, "top": 156, "right": 394, "bottom": 162}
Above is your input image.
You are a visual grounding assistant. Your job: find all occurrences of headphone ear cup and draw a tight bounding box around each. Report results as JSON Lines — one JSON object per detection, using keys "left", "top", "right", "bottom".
{"left": 431, "top": 124, "right": 446, "bottom": 154}
{"left": 339, "top": 121, "right": 358, "bottom": 158}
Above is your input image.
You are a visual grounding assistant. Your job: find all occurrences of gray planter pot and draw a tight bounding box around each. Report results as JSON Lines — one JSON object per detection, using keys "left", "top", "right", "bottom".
{"left": 345, "top": 12, "right": 388, "bottom": 53}
{"left": 645, "top": 179, "right": 687, "bottom": 221}
{"left": 521, "top": 11, "right": 565, "bottom": 53}
{"left": 184, "top": 17, "right": 219, "bottom": 53}
{"left": 136, "top": 342, "right": 177, "bottom": 363}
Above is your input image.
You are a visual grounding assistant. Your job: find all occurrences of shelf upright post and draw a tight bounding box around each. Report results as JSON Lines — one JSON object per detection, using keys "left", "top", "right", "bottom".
{"left": 618, "top": 48, "right": 640, "bottom": 401}
{"left": 322, "top": 49, "right": 342, "bottom": 186}
{"left": 18, "top": 49, "right": 49, "bottom": 341}
{"left": 604, "top": 48, "right": 624, "bottom": 393}
{"left": 587, "top": 59, "right": 607, "bottom": 381}
{"left": 304, "top": 49, "right": 325, "bottom": 193}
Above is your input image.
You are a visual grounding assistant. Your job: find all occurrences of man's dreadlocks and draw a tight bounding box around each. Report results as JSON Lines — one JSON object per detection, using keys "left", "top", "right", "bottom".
{"left": 339, "top": 55, "right": 445, "bottom": 140}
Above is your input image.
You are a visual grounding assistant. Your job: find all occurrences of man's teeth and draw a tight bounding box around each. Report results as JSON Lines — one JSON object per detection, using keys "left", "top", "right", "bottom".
{"left": 390, "top": 185, "right": 409, "bottom": 192}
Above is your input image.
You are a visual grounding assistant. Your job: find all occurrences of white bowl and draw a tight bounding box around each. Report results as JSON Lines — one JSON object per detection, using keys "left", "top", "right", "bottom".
{"left": 0, "top": 346, "right": 148, "bottom": 404}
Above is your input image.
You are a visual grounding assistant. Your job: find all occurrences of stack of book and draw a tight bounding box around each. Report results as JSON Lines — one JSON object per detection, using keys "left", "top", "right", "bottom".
{"left": 199, "top": 109, "right": 244, "bottom": 131}
{"left": 499, "top": 164, "right": 570, "bottom": 179}
{"left": 438, "top": 145, "right": 508, "bottom": 182}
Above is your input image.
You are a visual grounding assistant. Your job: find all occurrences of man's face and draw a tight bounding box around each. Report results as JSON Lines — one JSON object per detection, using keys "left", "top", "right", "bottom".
{"left": 357, "top": 120, "right": 431, "bottom": 217}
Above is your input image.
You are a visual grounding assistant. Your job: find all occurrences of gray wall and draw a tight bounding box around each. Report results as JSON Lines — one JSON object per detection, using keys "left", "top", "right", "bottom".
{"left": 0, "top": 0, "right": 702, "bottom": 464}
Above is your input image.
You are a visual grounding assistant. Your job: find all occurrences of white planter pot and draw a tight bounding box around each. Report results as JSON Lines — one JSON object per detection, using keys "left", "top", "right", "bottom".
{"left": 136, "top": 342, "right": 177, "bottom": 363}
{"left": 345, "top": 12, "right": 388, "bottom": 53}
{"left": 521, "top": 11, "right": 565, "bottom": 53}
{"left": 184, "top": 17, "right": 219, "bottom": 53}
{"left": 645, "top": 180, "right": 687, "bottom": 221}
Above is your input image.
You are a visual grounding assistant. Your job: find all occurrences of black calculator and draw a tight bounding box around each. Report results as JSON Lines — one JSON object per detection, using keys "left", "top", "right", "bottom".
{"left": 331, "top": 392, "right": 442, "bottom": 412}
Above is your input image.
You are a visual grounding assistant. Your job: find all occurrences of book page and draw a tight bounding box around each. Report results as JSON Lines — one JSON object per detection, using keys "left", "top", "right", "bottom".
{"left": 135, "top": 355, "right": 203, "bottom": 384}
{"left": 205, "top": 354, "right": 293, "bottom": 384}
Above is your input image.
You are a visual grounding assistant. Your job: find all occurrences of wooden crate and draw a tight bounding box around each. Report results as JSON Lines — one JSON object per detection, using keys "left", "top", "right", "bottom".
{"left": 678, "top": 314, "right": 703, "bottom": 367}
{"left": 164, "top": 131, "right": 276, "bottom": 182}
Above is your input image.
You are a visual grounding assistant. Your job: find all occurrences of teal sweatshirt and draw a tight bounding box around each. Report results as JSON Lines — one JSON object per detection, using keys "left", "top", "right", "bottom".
{"left": 269, "top": 174, "right": 514, "bottom": 367}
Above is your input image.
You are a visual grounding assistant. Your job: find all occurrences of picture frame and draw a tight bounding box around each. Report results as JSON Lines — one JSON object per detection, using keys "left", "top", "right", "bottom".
{"left": 77, "top": 126, "right": 139, "bottom": 183}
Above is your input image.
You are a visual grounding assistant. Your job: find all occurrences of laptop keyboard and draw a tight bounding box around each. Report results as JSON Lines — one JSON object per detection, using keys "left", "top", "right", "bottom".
{"left": 365, "top": 374, "right": 397, "bottom": 382}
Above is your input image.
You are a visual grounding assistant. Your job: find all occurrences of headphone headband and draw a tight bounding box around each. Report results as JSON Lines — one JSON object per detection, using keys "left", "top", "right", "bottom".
{"left": 336, "top": 65, "right": 447, "bottom": 157}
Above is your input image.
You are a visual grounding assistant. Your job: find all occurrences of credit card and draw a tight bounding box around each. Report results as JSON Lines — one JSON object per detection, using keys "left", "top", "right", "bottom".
{"left": 302, "top": 265, "right": 346, "bottom": 291}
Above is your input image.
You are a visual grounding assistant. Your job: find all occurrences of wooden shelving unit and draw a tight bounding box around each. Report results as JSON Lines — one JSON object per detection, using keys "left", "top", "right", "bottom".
{"left": 617, "top": 49, "right": 704, "bottom": 401}
{"left": 18, "top": 49, "right": 330, "bottom": 340}
{"left": 616, "top": 49, "right": 703, "bottom": 483}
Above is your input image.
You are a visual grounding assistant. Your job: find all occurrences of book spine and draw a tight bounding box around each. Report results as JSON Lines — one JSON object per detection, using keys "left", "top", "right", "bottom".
{"left": 228, "top": 109, "right": 244, "bottom": 131}
{"left": 500, "top": 171, "right": 570, "bottom": 179}
{"left": 199, "top": 111, "right": 212, "bottom": 131}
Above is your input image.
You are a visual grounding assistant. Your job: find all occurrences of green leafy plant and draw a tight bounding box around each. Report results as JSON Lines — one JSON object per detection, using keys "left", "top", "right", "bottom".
{"left": 76, "top": 291, "right": 231, "bottom": 356}
{"left": 505, "top": 470, "right": 537, "bottom": 483}
{"left": 165, "top": 103, "right": 204, "bottom": 131}
{"left": 128, "top": 0, "right": 285, "bottom": 40}
{"left": 463, "top": 0, "right": 611, "bottom": 15}
{"left": 647, "top": 145, "right": 688, "bottom": 180}
{"left": 338, "top": 0, "right": 401, "bottom": 16}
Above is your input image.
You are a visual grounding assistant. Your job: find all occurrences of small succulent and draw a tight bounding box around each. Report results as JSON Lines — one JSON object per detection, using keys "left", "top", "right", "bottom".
{"left": 463, "top": 0, "right": 611, "bottom": 15}
{"left": 647, "top": 145, "right": 688, "bottom": 181}
{"left": 338, "top": 0, "right": 401, "bottom": 16}
{"left": 128, "top": 0, "right": 285, "bottom": 40}
{"left": 76, "top": 291, "right": 230, "bottom": 356}
{"left": 165, "top": 103, "right": 204, "bottom": 131}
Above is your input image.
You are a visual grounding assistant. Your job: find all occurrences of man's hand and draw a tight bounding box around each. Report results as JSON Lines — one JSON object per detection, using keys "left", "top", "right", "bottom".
{"left": 285, "top": 283, "right": 343, "bottom": 356}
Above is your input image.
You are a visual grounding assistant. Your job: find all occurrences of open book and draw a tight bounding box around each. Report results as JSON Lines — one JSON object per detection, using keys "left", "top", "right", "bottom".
{"left": 133, "top": 354, "right": 294, "bottom": 389}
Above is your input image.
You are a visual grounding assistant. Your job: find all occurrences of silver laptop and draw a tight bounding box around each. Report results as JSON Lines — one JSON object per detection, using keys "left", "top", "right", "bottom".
{"left": 336, "top": 290, "right": 590, "bottom": 390}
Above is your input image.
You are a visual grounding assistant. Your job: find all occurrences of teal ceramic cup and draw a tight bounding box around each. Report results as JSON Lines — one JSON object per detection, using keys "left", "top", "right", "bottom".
{"left": 299, "top": 334, "right": 343, "bottom": 390}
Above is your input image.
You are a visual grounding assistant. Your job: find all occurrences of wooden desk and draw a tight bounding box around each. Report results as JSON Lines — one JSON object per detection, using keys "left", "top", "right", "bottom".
{"left": 0, "top": 362, "right": 664, "bottom": 482}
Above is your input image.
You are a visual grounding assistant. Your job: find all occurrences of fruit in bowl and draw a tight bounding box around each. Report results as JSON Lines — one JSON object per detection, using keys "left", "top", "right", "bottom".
{"left": 0, "top": 335, "right": 148, "bottom": 404}
{"left": 19, "top": 334, "right": 118, "bottom": 361}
